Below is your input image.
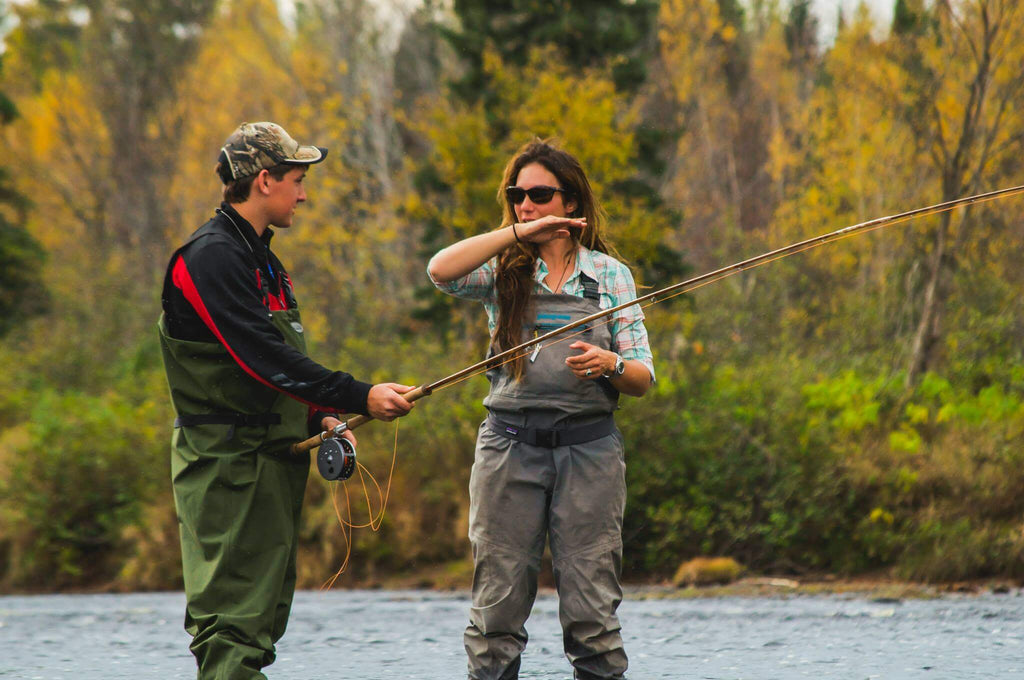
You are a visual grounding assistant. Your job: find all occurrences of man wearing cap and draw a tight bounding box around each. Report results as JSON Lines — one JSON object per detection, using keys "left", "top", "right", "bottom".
{"left": 158, "top": 121, "right": 414, "bottom": 679}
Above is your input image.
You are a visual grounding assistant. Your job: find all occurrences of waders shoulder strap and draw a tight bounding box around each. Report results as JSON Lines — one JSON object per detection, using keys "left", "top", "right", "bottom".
{"left": 579, "top": 272, "right": 600, "bottom": 301}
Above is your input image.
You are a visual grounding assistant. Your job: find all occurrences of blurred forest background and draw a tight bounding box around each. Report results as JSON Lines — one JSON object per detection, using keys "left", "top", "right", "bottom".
{"left": 2, "top": 0, "right": 1024, "bottom": 593}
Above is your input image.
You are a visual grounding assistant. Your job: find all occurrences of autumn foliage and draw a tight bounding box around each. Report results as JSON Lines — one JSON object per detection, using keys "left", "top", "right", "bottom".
{"left": 2, "top": 0, "right": 1024, "bottom": 592}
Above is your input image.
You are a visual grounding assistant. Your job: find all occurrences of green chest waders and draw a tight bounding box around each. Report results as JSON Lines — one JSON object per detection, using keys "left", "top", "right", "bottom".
{"left": 159, "top": 306, "right": 311, "bottom": 680}
{"left": 466, "top": 272, "right": 631, "bottom": 680}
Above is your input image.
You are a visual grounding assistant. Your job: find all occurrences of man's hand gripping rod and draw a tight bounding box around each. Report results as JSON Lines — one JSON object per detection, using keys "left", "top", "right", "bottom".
{"left": 290, "top": 385, "right": 434, "bottom": 480}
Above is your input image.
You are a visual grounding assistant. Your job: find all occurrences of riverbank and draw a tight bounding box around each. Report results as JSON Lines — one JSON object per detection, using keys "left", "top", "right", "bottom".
{"left": 627, "top": 577, "right": 1020, "bottom": 600}
{"left": 3, "top": 556, "right": 1020, "bottom": 599}
{"left": 350, "top": 558, "right": 1021, "bottom": 601}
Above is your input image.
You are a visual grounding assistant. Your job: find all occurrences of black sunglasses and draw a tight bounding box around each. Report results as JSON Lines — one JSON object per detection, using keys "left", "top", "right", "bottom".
{"left": 505, "top": 185, "right": 569, "bottom": 205}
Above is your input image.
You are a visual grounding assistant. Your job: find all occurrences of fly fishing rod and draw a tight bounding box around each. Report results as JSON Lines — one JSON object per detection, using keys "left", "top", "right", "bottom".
{"left": 294, "top": 182, "right": 1024, "bottom": 479}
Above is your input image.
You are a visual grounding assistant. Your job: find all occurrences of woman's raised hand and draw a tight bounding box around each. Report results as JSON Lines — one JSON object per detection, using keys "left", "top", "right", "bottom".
{"left": 518, "top": 215, "right": 587, "bottom": 243}
{"left": 428, "top": 215, "right": 585, "bottom": 283}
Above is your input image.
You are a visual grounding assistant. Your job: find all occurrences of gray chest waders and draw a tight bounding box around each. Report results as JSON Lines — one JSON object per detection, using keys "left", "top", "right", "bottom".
{"left": 483, "top": 271, "right": 619, "bottom": 426}
{"left": 465, "top": 271, "right": 630, "bottom": 680}
{"left": 157, "top": 251, "right": 314, "bottom": 679}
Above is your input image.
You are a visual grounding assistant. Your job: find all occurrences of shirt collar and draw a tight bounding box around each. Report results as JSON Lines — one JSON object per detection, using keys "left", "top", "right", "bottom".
{"left": 576, "top": 246, "right": 599, "bottom": 281}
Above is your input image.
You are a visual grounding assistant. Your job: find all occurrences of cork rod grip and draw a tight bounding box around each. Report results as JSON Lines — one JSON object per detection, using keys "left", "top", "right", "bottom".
{"left": 343, "top": 384, "right": 431, "bottom": 430}
{"left": 289, "top": 384, "right": 431, "bottom": 456}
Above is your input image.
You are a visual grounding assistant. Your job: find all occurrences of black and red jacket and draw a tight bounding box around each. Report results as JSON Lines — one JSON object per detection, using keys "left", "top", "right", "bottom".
{"left": 161, "top": 203, "right": 372, "bottom": 428}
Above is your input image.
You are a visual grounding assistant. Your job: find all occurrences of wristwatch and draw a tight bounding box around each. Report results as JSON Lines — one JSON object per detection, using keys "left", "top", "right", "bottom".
{"left": 607, "top": 353, "right": 625, "bottom": 377}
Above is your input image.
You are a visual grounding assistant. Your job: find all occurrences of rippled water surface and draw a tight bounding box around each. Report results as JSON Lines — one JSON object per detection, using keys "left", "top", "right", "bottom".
{"left": 2, "top": 589, "right": 1023, "bottom": 678}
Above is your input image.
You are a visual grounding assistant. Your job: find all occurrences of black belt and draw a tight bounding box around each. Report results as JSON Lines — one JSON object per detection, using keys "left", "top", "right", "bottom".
{"left": 174, "top": 413, "right": 282, "bottom": 428}
{"left": 487, "top": 413, "right": 615, "bottom": 448}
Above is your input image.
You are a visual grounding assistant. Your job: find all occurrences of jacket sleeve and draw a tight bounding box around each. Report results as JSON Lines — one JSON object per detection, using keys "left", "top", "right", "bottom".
{"left": 171, "top": 240, "right": 373, "bottom": 415}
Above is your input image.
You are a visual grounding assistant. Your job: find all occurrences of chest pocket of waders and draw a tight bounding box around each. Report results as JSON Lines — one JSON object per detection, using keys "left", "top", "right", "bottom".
{"left": 158, "top": 306, "right": 311, "bottom": 457}
{"left": 483, "top": 271, "right": 619, "bottom": 416}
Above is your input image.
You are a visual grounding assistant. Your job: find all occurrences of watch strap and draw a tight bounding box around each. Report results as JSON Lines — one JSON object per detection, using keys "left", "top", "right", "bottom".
{"left": 607, "top": 353, "right": 625, "bottom": 377}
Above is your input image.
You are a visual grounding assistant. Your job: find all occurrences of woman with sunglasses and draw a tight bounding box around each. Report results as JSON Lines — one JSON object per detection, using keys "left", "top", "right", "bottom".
{"left": 428, "top": 140, "right": 654, "bottom": 680}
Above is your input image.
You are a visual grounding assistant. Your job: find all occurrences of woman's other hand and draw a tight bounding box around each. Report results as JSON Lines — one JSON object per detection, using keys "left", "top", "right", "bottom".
{"left": 565, "top": 340, "right": 652, "bottom": 397}
{"left": 565, "top": 340, "right": 615, "bottom": 379}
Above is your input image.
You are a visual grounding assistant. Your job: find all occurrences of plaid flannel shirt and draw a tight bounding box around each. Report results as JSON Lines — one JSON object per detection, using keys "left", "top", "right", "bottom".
{"left": 430, "top": 245, "right": 655, "bottom": 380}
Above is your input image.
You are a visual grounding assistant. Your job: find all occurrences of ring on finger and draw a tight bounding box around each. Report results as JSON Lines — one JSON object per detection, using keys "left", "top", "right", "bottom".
{"left": 585, "top": 368, "right": 592, "bottom": 376}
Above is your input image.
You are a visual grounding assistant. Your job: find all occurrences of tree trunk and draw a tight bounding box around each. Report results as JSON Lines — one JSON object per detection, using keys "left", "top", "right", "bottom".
{"left": 905, "top": 209, "right": 952, "bottom": 388}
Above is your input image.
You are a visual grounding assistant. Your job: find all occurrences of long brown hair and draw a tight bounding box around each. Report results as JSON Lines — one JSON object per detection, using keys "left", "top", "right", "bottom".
{"left": 493, "top": 139, "right": 612, "bottom": 380}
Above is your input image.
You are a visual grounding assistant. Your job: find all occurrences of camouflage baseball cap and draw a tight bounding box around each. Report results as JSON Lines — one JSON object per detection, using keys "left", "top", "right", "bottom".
{"left": 216, "top": 121, "right": 327, "bottom": 183}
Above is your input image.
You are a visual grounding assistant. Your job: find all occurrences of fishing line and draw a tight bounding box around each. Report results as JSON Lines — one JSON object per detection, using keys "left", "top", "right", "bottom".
{"left": 321, "top": 419, "right": 401, "bottom": 588}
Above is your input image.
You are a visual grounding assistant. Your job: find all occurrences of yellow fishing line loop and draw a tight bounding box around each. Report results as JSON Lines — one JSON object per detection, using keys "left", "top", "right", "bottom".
{"left": 321, "top": 419, "right": 400, "bottom": 588}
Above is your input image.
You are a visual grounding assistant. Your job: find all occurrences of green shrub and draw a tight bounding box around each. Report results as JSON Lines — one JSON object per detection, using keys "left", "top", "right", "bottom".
{"left": 0, "top": 387, "right": 166, "bottom": 589}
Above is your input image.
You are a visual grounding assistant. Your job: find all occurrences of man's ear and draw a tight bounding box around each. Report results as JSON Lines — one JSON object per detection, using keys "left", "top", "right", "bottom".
{"left": 255, "top": 169, "right": 272, "bottom": 196}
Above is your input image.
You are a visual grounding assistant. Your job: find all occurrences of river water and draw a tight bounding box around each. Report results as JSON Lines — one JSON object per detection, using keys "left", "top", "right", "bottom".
{"left": 1, "top": 588, "right": 1022, "bottom": 679}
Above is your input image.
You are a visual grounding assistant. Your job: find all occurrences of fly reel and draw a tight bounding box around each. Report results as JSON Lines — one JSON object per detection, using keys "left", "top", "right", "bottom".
{"left": 317, "top": 436, "right": 356, "bottom": 481}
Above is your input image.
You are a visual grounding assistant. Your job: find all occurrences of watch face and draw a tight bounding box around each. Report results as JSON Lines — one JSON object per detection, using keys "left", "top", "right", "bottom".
{"left": 615, "top": 357, "right": 626, "bottom": 375}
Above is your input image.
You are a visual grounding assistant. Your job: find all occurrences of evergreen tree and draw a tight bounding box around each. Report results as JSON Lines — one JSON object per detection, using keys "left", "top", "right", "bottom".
{"left": 0, "top": 55, "right": 46, "bottom": 338}
{"left": 442, "top": 0, "right": 660, "bottom": 101}
{"left": 892, "top": 0, "right": 925, "bottom": 36}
